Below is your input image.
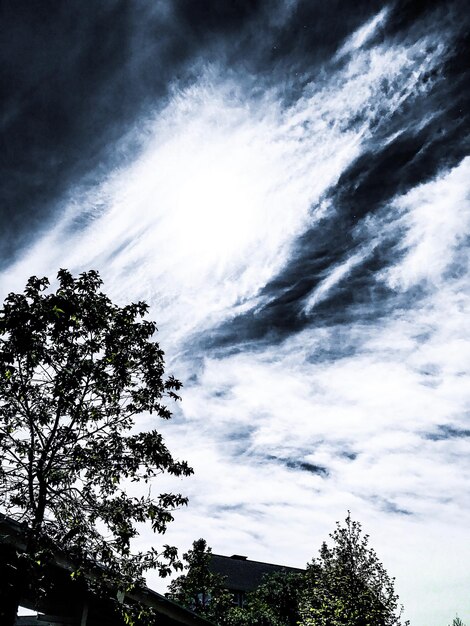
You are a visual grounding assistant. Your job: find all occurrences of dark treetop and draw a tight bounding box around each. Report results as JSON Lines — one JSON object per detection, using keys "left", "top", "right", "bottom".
{"left": 0, "top": 269, "right": 193, "bottom": 623}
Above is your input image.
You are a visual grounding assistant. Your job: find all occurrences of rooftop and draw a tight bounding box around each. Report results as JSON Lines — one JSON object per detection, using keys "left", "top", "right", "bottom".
{"left": 208, "top": 553, "right": 304, "bottom": 593}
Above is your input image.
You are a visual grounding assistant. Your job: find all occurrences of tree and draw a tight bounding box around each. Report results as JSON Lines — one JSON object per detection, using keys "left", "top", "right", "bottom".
{"left": 449, "top": 618, "right": 466, "bottom": 626}
{"left": 166, "top": 538, "right": 233, "bottom": 624}
{"left": 0, "top": 269, "right": 193, "bottom": 625}
{"left": 299, "top": 513, "right": 409, "bottom": 626}
{"left": 240, "top": 570, "right": 305, "bottom": 626}
{"left": 167, "top": 539, "right": 304, "bottom": 626}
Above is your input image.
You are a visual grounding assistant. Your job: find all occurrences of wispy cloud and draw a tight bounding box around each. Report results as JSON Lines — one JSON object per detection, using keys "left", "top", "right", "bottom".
{"left": 1, "top": 16, "right": 450, "bottom": 346}
{"left": 1, "top": 3, "right": 469, "bottom": 625}
{"left": 336, "top": 6, "right": 390, "bottom": 58}
{"left": 165, "top": 157, "right": 470, "bottom": 622}
{"left": 303, "top": 245, "right": 375, "bottom": 313}
{"left": 383, "top": 157, "right": 470, "bottom": 290}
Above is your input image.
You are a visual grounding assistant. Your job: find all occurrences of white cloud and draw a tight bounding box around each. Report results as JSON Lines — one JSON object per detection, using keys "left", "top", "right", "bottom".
{"left": 336, "top": 6, "right": 390, "bottom": 58}
{"left": 303, "top": 245, "right": 375, "bottom": 312}
{"left": 168, "top": 158, "right": 470, "bottom": 624}
{"left": 1, "top": 23, "right": 448, "bottom": 350}
{"left": 383, "top": 157, "right": 470, "bottom": 290}
{"left": 1, "top": 16, "right": 467, "bottom": 626}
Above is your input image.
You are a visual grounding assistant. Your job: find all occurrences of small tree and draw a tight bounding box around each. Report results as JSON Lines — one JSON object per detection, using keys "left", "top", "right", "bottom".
{"left": 241, "top": 570, "right": 305, "bottom": 626}
{"left": 167, "top": 539, "right": 305, "bottom": 626}
{"left": 167, "top": 538, "right": 233, "bottom": 623}
{"left": 0, "top": 270, "right": 193, "bottom": 625}
{"left": 299, "top": 513, "right": 408, "bottom": 626}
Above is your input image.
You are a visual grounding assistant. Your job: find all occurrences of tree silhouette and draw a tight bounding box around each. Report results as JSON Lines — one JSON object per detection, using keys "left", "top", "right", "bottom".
{"left": 167, "top": 539, "right": 233, "bottom": 624}
{"left": 299, "top": 513, "right": 408, "bottom": 626}
{"left": 0, "top": 269, "right": 193, "bottom": 625}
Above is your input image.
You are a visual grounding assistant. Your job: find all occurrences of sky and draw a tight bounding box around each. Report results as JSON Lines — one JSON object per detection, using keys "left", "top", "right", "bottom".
{"left": 1, "top": 1, "right": 469, "bottom": 624}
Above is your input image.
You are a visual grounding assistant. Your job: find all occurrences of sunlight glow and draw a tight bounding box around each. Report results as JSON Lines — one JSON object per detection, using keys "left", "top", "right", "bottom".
{"left": 1, "top": 29, "right": 450, "bottom": 347}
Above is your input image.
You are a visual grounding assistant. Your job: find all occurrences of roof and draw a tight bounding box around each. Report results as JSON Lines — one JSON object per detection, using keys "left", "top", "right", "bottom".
{"left": 208, "top": 554, "right": 304, "bottom": 593}
{"left": 0, "top": 514, "right": 213, "bottom": 626}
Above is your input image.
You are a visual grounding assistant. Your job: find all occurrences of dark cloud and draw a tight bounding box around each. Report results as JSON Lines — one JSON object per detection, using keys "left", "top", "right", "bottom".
{"left": 199, "top": 0, "right": 469, "bottom": 352}
{"left": 2, "top": 0, "right": 469, "bottom": 364}
{"left": 243, "top": 0, "right": 385, "bottom": 78}
{"left": 5, "top": 0, "right": 456, "bottom": 270}
{"left": 172, "top": 0, "right": 264, "bottom": 36}
{"left": 267, "top": 455, "right": 329, "bottom": 477}
{"left": 340, "top": 451, "right": 358, "bottom": 461}
{"left": 224, "top": 426, "right": 258, "bottom": 458}
{"left": 384, "top": 0, "right": 461, "bottom": 37}
{"left": 369, "top": 495, "right": 413, "bottom": 516}
{"left": 0, "top": 0, "right": 269, "bottom": 266}
{"left": 199, "top": 223, "right": 410, "bottom": 352}
{"left": 424, "top": 424, "right": 470, "bottom": 441}
{"left": 2, "top": 3, "right": 136, "bottom": 259}
{"left": 294, "top": 460, "right": 329, "bottom": 477}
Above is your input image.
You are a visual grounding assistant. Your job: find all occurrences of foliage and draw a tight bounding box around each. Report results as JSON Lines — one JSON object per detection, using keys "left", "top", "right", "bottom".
{"left": 166, "top": 538, "right": 233, "bottom": 624}
{"left": 450, "top": 617, "right": 466, "bottom": 626}
{"left": 167, "top": 538, "right": 304, "bottom": 626}
{"left": 0, "top": 269, "right": 193, "bottom": 623}
{"left": 241, "top": 569, "right": 305, "bottom": 626}
{"left": 169, "top": 517, "right": 411, "bottom": 626}
{"left": 299, "top": 513, "right": 408, "bottom": 626}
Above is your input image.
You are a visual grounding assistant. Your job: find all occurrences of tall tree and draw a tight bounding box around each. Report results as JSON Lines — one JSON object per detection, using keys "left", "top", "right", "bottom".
{"left": 0, "top": 269, "right": 193, "bottom": 625}
{"left": 299, "top": 513, "right": 408, "bottom": 626}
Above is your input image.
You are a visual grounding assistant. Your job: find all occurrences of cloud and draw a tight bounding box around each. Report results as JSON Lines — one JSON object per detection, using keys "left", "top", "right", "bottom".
{"left": 2, "top": 3, "right": 470, "bottom": 625}
{"left": 336, "top": 6, "right": 390, "bottom": 58}
{"left": 0, "top": 0, "right": 394, "bottom": 267}
{"left": 2, "top": 19, "right": 449, "bottom": 344}
{"left": 425, "top": 425, "right": 470, "bottom": 441}
{"left": 382, "top": 157, "right": 470, "bottom": 290}
{"left": 303, "top": 245, "right": 376, "bottom": 313}
{"left": 166, "top": 155, "right": 470, "bottom": 621}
